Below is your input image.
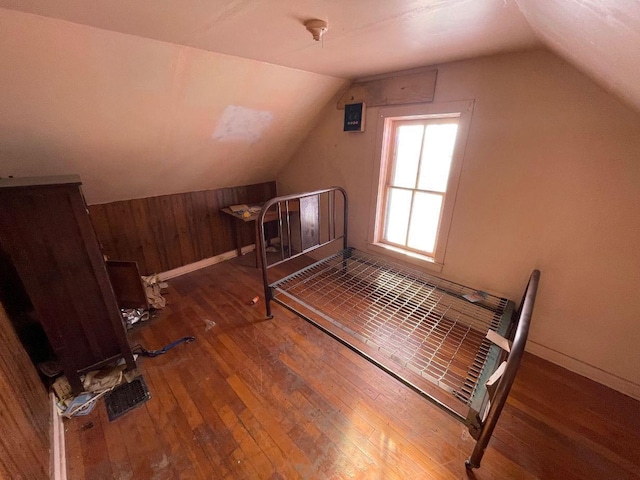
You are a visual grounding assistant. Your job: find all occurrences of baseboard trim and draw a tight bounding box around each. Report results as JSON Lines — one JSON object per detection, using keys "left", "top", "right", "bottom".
{"left": 159, "top": 245, "right": 256, "bottom": 281}
{"left": 50, "top": 393, "right": 66, "bottom": 480}
{"left": 527, "top": 341, "right": 640, "bottom": 401}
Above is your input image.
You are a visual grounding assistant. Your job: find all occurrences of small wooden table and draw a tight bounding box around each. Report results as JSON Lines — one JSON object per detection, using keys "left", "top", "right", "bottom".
{"left": 220, "top": 204, "right": 279, "bottom": 269}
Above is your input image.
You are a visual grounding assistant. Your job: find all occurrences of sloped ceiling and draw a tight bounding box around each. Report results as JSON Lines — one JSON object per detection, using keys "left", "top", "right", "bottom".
{"left": 2, "top": 1, "right": 640, "bottom": 202}
{"left": 0, "top": 9, "right": 347, "bottom": 203}
{"left": 515, "top": 0, "right": 640, "bottom": 111}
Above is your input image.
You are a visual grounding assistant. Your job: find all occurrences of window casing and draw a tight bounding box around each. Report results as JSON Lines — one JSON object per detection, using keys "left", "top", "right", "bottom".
{"left": 369, "top": 101, "right": 474, "bottom": 270}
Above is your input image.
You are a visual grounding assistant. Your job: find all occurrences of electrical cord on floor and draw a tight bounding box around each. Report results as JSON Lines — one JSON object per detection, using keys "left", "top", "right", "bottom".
{"left": 131, "top": 336, "right": 195, "bottom": 358}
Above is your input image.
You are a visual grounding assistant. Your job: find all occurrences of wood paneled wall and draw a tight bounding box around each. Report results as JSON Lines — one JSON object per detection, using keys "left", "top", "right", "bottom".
{"left": 0, "top": 302, "right": 50, "bottom": 479}
{"left": 89, "top": 181, "right": 277, "bottom": 275}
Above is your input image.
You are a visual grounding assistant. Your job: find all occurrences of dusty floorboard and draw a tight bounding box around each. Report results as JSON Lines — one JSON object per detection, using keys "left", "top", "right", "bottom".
{"left": 64, "top": 255, "right": 640, "bottom": 479}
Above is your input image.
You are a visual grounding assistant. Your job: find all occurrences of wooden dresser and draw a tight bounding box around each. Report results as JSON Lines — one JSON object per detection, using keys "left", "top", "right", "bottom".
{"left": 0, "top": 175, "right": 135, "bottom": 393}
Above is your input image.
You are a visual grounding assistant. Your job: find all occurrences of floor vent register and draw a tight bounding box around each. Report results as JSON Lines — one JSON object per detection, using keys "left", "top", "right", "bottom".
{"left": 105, "top": 376, "right": 151, "bottom": 421}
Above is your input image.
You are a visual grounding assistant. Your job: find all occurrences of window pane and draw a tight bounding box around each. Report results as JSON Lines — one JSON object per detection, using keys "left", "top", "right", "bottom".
{"left": 390, "top": 124, "right": 424, "bottom": 188}
{"left": 407, "top": 192, "right": 443, "bottom": 253}
{"left": 384, "top": 187, "right": 412, "bottom": 245}
{"left": 418, "top": 123, "right": 458, "bottom": 192}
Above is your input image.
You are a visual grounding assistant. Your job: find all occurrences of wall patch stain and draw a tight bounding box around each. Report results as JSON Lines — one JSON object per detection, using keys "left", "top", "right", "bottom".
{"left": 212, "top": 105, "right": 273, "bottom": 143}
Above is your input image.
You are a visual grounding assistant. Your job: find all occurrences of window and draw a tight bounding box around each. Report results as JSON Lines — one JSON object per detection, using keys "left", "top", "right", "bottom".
{"left": 369, "top": 101, "right": 473, "bottom": 269}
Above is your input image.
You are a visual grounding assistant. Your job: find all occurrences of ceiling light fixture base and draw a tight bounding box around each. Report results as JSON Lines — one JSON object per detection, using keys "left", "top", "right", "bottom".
{"left": 304, "top": 19, "right": 328, "bottom": 41}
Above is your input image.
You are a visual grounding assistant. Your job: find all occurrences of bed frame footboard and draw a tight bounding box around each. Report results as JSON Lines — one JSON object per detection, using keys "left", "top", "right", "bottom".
{"left": 465, "top": 269, "right": 540, "bottom": 469}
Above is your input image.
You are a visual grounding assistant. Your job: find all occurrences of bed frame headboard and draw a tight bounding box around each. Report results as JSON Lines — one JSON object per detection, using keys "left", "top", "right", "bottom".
{"left": 257, "top": 187, "right": 348, "bottom": 315}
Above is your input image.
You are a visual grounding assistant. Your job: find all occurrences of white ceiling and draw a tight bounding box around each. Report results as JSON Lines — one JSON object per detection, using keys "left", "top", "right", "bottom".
{"left": 1, "top": 0, "right": 640, "bottom": 110}
{"left": 515, "top": 0, "right": 640, "bottom": 112}
{"left": 0, "top": 0, "right": 539, "bottom": 79}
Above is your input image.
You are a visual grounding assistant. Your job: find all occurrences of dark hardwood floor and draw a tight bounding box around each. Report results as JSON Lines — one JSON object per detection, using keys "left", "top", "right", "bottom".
{"left": 65, "top": 255, "right": 640, "bottom": 479}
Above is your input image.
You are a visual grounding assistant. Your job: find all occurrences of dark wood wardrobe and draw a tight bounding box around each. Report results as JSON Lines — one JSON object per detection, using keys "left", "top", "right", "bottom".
{"left": 0, "top": 175, "right": 135, "bottom": 393}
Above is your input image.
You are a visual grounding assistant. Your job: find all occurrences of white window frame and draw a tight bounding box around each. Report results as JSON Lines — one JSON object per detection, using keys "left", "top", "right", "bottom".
{"left": 368, "top": 100, "right": 474, "bottom": 271}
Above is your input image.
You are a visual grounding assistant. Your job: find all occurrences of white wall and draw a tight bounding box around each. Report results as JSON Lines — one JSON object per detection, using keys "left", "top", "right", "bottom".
{"left": 277, "top": 49, "right": 640, "bottom": 399}
{"left": 0, "top": 9, "right": 348, "bottom": 204}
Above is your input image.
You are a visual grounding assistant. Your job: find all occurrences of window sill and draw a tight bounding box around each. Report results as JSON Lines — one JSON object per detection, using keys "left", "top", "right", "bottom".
{"left": 366, "top": 242, "right": 444, "bottom": 273}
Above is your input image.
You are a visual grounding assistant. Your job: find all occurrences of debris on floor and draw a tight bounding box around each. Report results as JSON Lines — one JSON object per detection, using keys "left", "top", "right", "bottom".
{"left": 61, "top": 392, "right": 101, "bottom": 418}
{"left": 120, "top": 275, "right": 168, "bottom": 329}
{"left": 53, "top": 376, "right": 108, "bottom": 419}
{"left": 83, "top": 364, "right": 126, "bottom": 393}
{"left": 131, "top": 336, "right": 195, "bottom": 357}
{"left": 121, "top": 308, "right": 150, "bottom": 329}
{"left": 52, "top": 376, "right": 72, "bottom": 406}
{"left": 141, "top": 274, "right": 168, "bottom": 309}
{"left": 52, "top": 357, "right": 140, "bottom": 419}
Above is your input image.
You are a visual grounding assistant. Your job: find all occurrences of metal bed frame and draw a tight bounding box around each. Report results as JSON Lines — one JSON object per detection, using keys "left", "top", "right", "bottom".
{"left": 257, "top": 187, "right": 540, "bottom": 469}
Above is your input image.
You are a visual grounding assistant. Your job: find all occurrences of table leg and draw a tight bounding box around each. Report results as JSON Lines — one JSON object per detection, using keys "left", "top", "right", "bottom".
{"left": 231, "top": 219, "right": 242, "bottom": 258}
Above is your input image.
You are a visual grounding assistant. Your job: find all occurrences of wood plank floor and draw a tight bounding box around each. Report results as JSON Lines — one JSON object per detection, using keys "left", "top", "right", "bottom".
{"left": 65, "top": 255, "right": 640, "bottom": 479}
